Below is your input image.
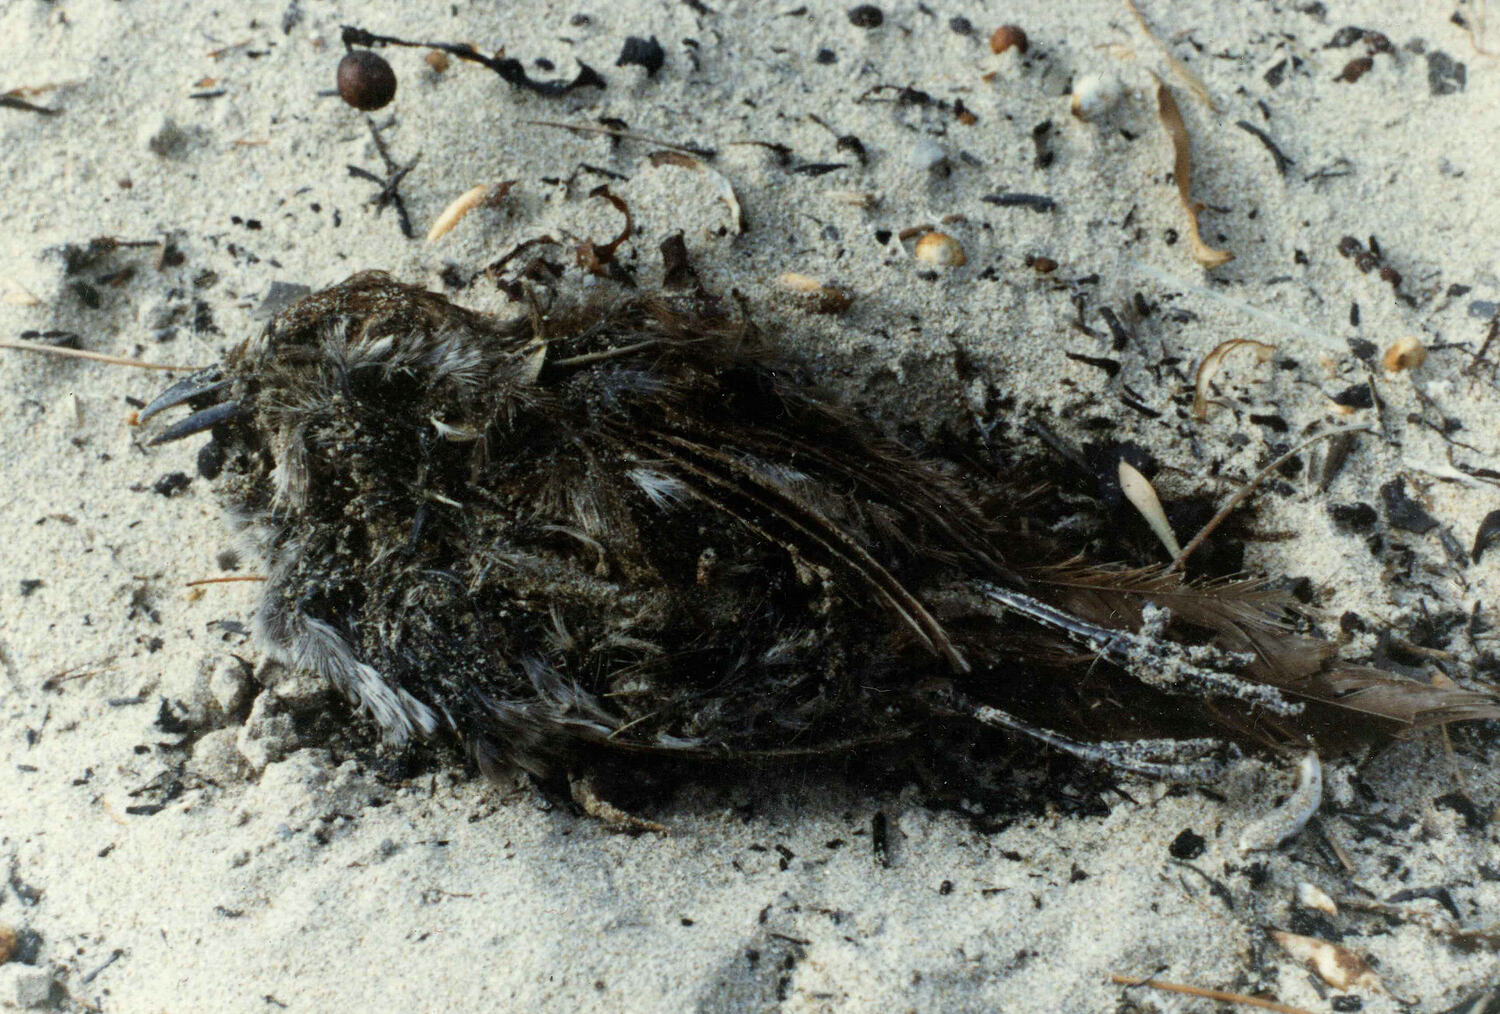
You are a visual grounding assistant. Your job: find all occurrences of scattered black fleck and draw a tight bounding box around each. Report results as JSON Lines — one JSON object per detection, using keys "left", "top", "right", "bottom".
{"left": 1263, "top": 58, "right": 1288, "bottom": 88}
{"left": 1234, "top": 120, "right": 1293, "bottom": 175}
{"left": 1472, "top": 509, "right": 1500, "bottom": 563}
{"left": 616, "top": 36, "right": 665, "bottom": 77}
{"left": 1433, "top": 791, "right": 1486, "bottom": 830}
{"left": 981, "top": 192, "right": 1057, "bottom": 213}
{"left": 1335, "top": 56, "right": 1373, "bottom": 83}
{"left": 1065, "top": 352, "right": 1121, "bottom": 377}
{"left": 873, "top": 228, "right": 892, "bottom": 245}
{"left": 1425, "top": 51, "right": 1466, "bottom": 96}
{"left": 835, "top": 134, "right": 865, "bottom": 161}
{"left": 19, "top": 330, "right": 82, "bottom": 350}
{"left": 789, "top": 162, "right": 850, "bottom": 177}
{"left": 1386, "top": 885, "right": 1461, "bottom": 921}
{"left": 1030, "top": 120, "right": 1054, "bottom": 169}
{"left": 872, "top": 811, "right": 890, "bottom": 867}
{"left": 1099, "top": 307, "right": 1130, "bottom": 351}
{"left": 1330, "top": 383, "right": 1373, "bottom": 409}
{"left": 938, "top": 880, "right": 953, "bottom": 895}
{"left": 949, "top": 16, "right": 973, "bottom": 35}
{"left": 1169, "top": 828, "right": 1206, "bottom": 860}
{"left": 154, "top": 698, "right": 198, "bottom": 734}
{"left": 20, "top": 579, "right": 43, "bottom": 597}
{"left": 1346, "top": 338, "right": 1376, "bottom": 361}
{"left": 659, "top": 233, "right": 698, "bottom": 291}
{"left": 197, "top": 440, "right": 225, "bottom": 480}
{"left": 847, "top": 5, "right": 883, "bottom": 29}
{"left": 1249, "top": 413, "right": 1288, "bottom": 433}
{"left": 153, "top": 472, "right": 192, "bottom": 497}
{"left": 1331, "top": 993, "right": 1363, "bottom": 1011}
{"left": 815, "top": 47, "right": 836, "bottom": 64}
{"left": 1329, "top": 502, "right": 1378, "bottom": 533}
{"left": 1325, "top": 26, "right": 1372, "bottom": 48}
{"left": 1350, "top": 301, "right": 1360, "bottom": 327}
{"left": 70, "top": 280, "right": 101, "bottom": 309}
{"left": 1380, "top": 478, "right": 1438, "bottom": 534}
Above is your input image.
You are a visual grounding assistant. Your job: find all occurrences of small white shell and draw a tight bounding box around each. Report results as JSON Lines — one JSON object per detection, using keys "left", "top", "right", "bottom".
{"left": 913, "top": 232, "right": 965, "bottom": 269}
{"left": 1382, "top": 335, "right": 1427, "bottom": 372}
{"left": 1071, "top": 71, "right": 1123, "bottom": 122}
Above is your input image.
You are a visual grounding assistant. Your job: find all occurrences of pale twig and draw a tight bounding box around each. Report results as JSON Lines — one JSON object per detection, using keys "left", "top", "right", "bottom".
{"left": 1111, "top": 974, "right": 1315, "bottom": 1014}
{"left": 1169, "top": 428, "right": 1372, "bottom": 572}
{"left": 0, "top": 338, "right": 205, "bottom": 372}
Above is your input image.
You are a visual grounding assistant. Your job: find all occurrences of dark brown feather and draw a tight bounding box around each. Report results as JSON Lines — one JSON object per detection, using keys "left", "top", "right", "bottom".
{"left": 141, "top": 272, "right": 1500, "bottom": 785}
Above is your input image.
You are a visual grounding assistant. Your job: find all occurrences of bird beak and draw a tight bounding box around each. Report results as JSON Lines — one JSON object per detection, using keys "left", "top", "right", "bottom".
{"left": 138, "top": 368, "right": 241, "bottom": 445}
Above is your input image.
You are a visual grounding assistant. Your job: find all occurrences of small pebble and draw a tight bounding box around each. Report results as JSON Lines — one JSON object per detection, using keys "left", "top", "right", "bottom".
{"left": 425, "top": 50, "right": 449, "bottom": 73}
{"left": 914, "top": 232, "right": 965, "bottom": 268}
{"left": 989, "top": 24, "right": 1028, "bottom": 55}
{"left": 848, "top": 5, "right": 883, "bottom": 29}
{"left": 337, "top": 50, "right": 398, "bottom": 111}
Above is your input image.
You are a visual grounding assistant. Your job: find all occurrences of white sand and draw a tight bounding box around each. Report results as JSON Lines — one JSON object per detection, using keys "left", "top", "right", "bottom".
{"left": 3, "top": 1, "right": 1498, "bottom": 1011}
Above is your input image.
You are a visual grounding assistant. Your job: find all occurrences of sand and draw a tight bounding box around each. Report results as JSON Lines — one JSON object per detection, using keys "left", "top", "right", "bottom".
{"left": 2, "top": 1, "right": 1498, "bottom": 1011}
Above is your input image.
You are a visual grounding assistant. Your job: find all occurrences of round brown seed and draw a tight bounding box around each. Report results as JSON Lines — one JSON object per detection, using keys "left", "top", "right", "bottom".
{"left": 337, "top": 50, "right": 398, "bottom": 111}
{"left": 989, "top": 25, "right": 1028, "bottom": 55}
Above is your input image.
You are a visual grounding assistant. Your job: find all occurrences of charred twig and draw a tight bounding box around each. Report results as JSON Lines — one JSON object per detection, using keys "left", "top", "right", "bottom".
{"left": 347, "top": 117, "right": 419, "bottom": 238}
{"left": 341, "top": 25, "right": 605, "bottom": 97}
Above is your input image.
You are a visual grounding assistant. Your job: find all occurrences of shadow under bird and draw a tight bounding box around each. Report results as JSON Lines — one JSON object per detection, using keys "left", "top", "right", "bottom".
{"left": 138, "top": 272, "right": 1500, "bottom": 802}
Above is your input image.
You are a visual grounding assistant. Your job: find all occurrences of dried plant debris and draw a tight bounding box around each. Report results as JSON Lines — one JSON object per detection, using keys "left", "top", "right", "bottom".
{"left": 1472, "top": 510, "right": 1500, "bottom": 563}
{"left": 118, "top": 272, "right": 1500, "bottom": 807}
{"left": 1192, "top": 339, "right": 1275, "bottom": 422}
{"left": 1125, "top": 0, "right": 1215, "bottom": 110}
{"left": 1237, "top": 751, "right": 1321, "bottom": 852}
{"left": 647, "top": 150, "right": 744, "bottom": 233}
{"left": 775, "top": 272, "right": 853, "bottom": 314}
{"left": 0, "top": 92, "right": 62, "bottom": 116}
{"left": 1268, "top": 930, "right": 1381, "bottom": 992}
{"left": 426, "top": 181, "right": 516, "bottom": 245}
{"left": 1155, "top": 81, "right": 1234, "bottom": 269}
{"left": 340, "top": 24, "right": 605, "bottom": 97}
{"left": 1234, "top": 120, "right": 1294, "bottom": 176}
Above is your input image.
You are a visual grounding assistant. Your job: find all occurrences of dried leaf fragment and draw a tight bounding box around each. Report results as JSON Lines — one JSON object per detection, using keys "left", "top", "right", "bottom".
{"left": 426, "top": 181, "right": 515, "bottom": 244}
{"left": 0, "top": 277, "right": 42, "bottom": 306}
{"left": 1117, "top": 460, "right": 1181, "bottom": 557}
{"left": 1269, "top": 930, "right": 1381, "bottom": 992}
{"left": 1156, "top": 81, "right": 1234, "bottom": 269}
{"left": 575, "top": 185, "right": 634, "bottom": 276}
{"left": 1192, "top": 338, "right": 1275, "bottom": 421}
{"left": 648, "top": 150, "right": 744, "bottom": 234}
{"left": 776, "top": 272, "right": 854, "bottom": 314}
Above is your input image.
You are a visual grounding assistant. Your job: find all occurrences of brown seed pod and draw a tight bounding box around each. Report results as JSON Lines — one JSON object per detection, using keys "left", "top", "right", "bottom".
{"left": 337, "top": 50, "right": 398, "bottom": 111}
{"left": 989, "top": 25, "right": 1028, "bottom": 55}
